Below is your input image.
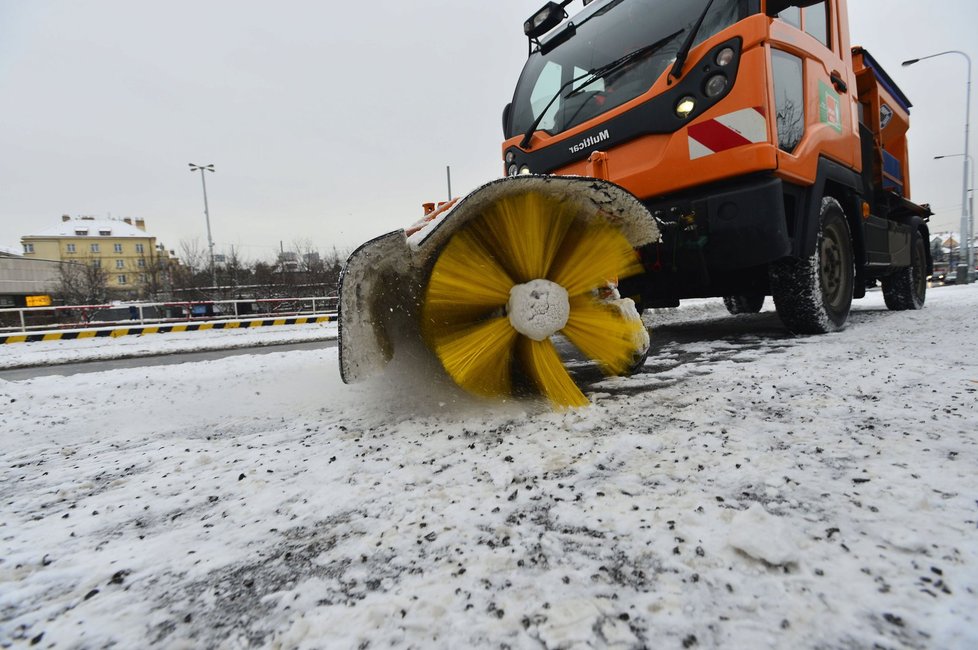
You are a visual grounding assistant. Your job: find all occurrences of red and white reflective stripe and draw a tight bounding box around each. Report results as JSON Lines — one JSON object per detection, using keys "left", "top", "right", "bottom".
{"left": 687, "top": 107, "right": 767, "bottom": 159}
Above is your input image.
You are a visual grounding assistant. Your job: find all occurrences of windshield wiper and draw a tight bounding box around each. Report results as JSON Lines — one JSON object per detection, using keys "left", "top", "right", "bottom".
{"left": 519, "top": 28, "right": 684, "bottom": 149}
{"left": 669, "top": 0, "right": 716, "bottom": 83}
{"left": 567, "top": 28, "right": 684, "bottom": 100}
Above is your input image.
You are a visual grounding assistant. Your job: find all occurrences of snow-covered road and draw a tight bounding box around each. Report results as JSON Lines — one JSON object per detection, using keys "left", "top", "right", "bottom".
{"left": 1, "top": 286, "right": 976, "bottom": 649}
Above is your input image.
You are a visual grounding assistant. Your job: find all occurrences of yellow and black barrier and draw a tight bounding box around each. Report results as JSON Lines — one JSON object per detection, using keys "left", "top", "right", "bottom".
{"left": 0, "top": 315, "right": 333, "bottom": 345}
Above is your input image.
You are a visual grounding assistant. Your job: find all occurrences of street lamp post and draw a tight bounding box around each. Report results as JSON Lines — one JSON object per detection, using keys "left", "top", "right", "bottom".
{"left": 903, "top": 51, "right": 973, "bottom": 282}
{"left": 935, "top": 153, "right": 974, "bottom": 273}
{"left": 188, "top": 163, "right": 217, "bottom": 290}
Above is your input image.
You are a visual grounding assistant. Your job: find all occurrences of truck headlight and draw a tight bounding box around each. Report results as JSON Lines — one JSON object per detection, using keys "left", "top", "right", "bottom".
{"left": 676, "top": 96, "right": 696, "bottom": 118}
{"left": 704, "top": 74, "right": 728, "bottom": 98}
{"left": 716, "top": 48, "right": 735, "bottom": 67}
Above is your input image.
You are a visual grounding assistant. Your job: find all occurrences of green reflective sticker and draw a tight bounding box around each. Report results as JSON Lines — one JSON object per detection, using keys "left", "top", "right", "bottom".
{"left": 819, "top": 80, "right": 843, "bottom": 133}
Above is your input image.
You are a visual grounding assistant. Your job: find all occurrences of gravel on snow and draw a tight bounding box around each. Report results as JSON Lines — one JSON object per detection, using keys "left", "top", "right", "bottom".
{"left": 1, "top": 286, "right": 976, "bottom": 649}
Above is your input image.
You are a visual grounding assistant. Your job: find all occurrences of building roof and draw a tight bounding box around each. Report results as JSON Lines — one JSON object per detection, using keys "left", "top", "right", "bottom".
{"left": 23, "top": 218, "right": 153, "bottom": 239}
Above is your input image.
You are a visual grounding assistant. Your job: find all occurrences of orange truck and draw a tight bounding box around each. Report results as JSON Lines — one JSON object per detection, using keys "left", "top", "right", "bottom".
{"left": 338, "top": 0, "right": 932, "bottom": 406}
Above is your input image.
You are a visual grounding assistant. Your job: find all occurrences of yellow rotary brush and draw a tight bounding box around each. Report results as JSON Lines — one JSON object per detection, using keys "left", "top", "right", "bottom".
{"left": 420, "top": 191, "right": 646, "bottom": 408}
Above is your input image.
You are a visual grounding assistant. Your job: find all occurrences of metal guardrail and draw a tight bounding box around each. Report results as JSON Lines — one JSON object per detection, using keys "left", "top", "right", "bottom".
{"left": 0, "top": 296, "right": 338, "bottom": 334}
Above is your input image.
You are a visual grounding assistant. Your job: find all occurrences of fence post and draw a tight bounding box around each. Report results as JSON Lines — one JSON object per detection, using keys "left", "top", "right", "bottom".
{"left": 20, "top": 309, "right": 26, "bottom": 333}
{"left": 139, "top": 306, "right": 145, "bottom": 324}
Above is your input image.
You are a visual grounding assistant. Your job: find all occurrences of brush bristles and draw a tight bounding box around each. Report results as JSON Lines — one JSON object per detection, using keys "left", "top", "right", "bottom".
{"left": 434, "top": 317, "right": 517, "bottom": 397}
{"left": 549, "top": 220, "right": 644, "bottom": 295}
{"left": 563, "top": 295, "right": 645, "bottom": 376}
{"left": 519, "top": 337, "right": 589, "bottom": 408}
{"left": 421, "top": 192, "right": 646, "bottom": 408}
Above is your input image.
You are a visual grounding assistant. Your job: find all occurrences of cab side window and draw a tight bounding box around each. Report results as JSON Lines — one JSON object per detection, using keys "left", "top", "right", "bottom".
{"left": 776, "top": 7, "right": 800, "bottom": 28}
{"left": 772, "top": 50, "right": 805, "bottom": 152}
{"left": 774, "top": 2, "right": 831, "bottom": 50}
{"left": 803, "top": 2, "right": 830, "bottom": 48}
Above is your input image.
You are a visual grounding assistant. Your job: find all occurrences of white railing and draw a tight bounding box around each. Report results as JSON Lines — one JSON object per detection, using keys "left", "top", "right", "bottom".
{"left": 0, "top": 296, "right": 338, "bottom": 334}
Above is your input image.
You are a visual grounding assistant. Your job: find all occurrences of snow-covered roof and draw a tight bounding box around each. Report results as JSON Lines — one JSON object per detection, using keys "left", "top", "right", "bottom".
{"left": 0, "top": 244, "right": 22, "bottom": 257}
{"left": 24, "top": 218, "right": 153, "bottom": 239}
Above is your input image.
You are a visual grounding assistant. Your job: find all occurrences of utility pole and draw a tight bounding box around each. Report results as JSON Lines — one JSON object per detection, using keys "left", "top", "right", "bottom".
{"left": 188, "top": 163, "right": 217, "bottom": 290}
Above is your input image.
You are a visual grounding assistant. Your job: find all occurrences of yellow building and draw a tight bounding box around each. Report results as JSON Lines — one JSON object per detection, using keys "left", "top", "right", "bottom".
{"left": 20, "top": 216, "right": 176, "bottom": 297}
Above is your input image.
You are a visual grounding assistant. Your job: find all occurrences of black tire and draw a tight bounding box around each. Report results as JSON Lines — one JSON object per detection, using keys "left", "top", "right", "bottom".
{"left": 881, "top": 230, "right": 927, "bottom": 310}
{"left": 770, "top": 197, "right": 854, "bottom": 334}
{"left": 625, "top": 344, "right": 650, "bottom": 375}
{"left": 722, "top": 294, "right": 765, "bottom": 315}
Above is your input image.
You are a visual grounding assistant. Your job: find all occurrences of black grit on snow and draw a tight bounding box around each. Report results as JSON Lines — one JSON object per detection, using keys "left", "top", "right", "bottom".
{"left": 0, "top": 286, "right": 976, "bottom": 648}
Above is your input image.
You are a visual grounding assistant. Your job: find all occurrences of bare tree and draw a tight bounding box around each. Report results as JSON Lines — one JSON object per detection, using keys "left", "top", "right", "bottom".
{"left": 322, "top": 246, "right": 345, "bottom": 295}
{"left": 216, "top": 245, "right": 246, "bottom": 297}
{"left": 56, "top": 260, "right": 109, "bottom": 307}
{"left": 776, "top": 95, "right": 804, "bottom": 152}
{"left": 284, "top": 239, "right": 344, "bottom": 296}
{"left": 173, "top": 238, "right": 210, "bottom": 296}
{"left": 251, "top": 261, "right": 279, "bottom": 300}
{"left": 126, "top": 244, "right": 172, "bottom": 301}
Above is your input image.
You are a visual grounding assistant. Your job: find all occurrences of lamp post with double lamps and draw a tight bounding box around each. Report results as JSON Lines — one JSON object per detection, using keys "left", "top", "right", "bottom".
{"left": 188, "top": 163, "right": 218, "bottom": 290}
{"left": 902, "top": 50, "right": 972, "bottom": 283}
{"left": 935, "top": 153, "right": 974, "bottom": 274}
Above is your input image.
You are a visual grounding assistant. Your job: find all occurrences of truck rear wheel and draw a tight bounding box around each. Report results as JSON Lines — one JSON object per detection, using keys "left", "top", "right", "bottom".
{"left": 722, "top": 294, "right": 765, "bottom": 314}
{"left": 881, "top": 230, "right": 927, "bottom": 310}
{"left": 770, "top": 197, "right": 854, "bottom": 334}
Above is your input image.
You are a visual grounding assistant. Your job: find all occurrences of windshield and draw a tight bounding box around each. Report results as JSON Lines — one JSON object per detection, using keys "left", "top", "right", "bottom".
{"left": 508, "top": 0, "right": 748, "bottom": 139}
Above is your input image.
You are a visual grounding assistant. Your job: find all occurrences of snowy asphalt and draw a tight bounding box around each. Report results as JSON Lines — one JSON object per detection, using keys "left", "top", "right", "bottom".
{"left": 0, "top": 340, "right": 336, "bottom": 382}
{"left": 1, "top": 287, "right": 976, "bottom": 649}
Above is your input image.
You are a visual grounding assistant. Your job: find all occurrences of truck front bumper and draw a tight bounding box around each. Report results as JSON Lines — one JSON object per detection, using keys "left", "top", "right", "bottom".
{"left": 626, "top": 175, "right": 792, "bottom": 300}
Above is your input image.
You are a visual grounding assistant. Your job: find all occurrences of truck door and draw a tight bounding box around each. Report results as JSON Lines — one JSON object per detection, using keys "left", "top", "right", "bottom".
{"left": 767, "top": 0, "right": 859, "bottom": 183}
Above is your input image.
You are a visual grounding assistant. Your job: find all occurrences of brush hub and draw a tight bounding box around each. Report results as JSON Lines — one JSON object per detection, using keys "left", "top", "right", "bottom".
{"left": 507, "top": 279, "right": 570, "bottom": 341}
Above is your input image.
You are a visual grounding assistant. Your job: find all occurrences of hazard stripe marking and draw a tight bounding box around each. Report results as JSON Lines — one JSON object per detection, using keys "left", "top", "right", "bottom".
{"left": 688, "top": 107, "right": 767, "bottom": 160}
{"left": 689, "top": 119, "right": 752, "bottom": 151}
{"left": 688, "top": 139, "right": 714, "bottom": 160}
{"left": 715, "top": 109, "right": 767, "bottom": 141}
{"left": 1, "top": 314, "right": 333, "bottom": 344}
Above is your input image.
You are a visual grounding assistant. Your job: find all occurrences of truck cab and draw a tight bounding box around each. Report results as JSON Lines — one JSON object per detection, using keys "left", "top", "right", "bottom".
{"left": 504, "top": 0, "right": 931, "bottom": 332}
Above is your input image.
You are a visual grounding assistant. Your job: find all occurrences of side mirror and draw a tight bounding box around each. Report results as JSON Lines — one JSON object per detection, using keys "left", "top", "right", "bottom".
{"left": 766, "top": 0, "right": 822, "bottom": 16}
{"left": 502, "top": 103, "right": 512, "bottom": 137}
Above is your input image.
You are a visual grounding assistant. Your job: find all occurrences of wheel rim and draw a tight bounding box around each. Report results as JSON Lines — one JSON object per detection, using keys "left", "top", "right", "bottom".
{"left": 421, "top": 191, "right": 646, "bottom": 408}
{"left": 820, "top": 222, "right": 849, "bottom": 311}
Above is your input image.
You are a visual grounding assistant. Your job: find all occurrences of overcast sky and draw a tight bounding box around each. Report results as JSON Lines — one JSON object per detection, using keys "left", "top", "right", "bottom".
{"left": 1, "top": 0, "right": 975, "bottom": 260}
